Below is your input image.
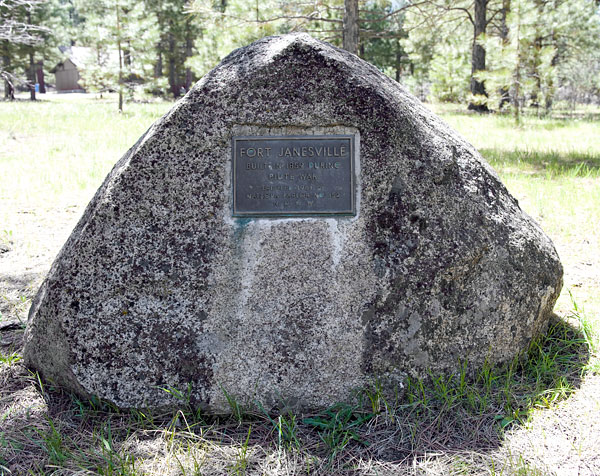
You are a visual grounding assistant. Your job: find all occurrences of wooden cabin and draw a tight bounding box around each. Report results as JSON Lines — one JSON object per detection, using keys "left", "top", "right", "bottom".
{"left": 51, "top": 47, "right": 92, "bottom": 93}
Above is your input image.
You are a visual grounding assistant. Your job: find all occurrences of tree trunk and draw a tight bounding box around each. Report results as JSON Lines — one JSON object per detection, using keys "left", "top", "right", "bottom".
{"left": 512, "top": 5, "right": 523, "bottom": 125}
{"left": 27, "top": 12, "right": 36, "bottom": 101}
{"left": 530, "top": 0, "right": 544, "bottom": 109}
{"left": 395, "top": 45, "right": 401, "bottom": 82}
{"left": 168, "top": 31, "right": 177, "bottom": 97}
{"left": 2, "top": 48, "right": 14, "bottom": 100}
{"left": 116, "top": 0, "right": 124, "bottom": 112}
{"left": 343, "top": 0, "right": 359, "bottom": 55}
{"left": 155, "top": 42, "right": 163, "bottom": 78}
{"left": 530, "top": 36, "right": 542, "bottom": 109}
{"left": 28, "top": 49, "right": 36, "bottom": 101}
{"left": 3, "top": 75, "right": 15, "bottom": 100}
{"left": 499, "top": 0, "right": 510, "bottom": 109}
{"left": 124, "top": 42, "right": 131, "bottom": 67}
{"left": 36, "top": 61, "right": 46, "bottom": 93}
{"left": 255, "top": 0, "right": 263, "bottom": 35}
{"left": 7, "top": 82, "right": 15, "bottom": 100}
{"left": 468, "top": 0, "right": 489, "bottom": 112}
{"left": 545, "top": 44, "right": 559, "bottom": 113}
{"left": 184, "top": 19, "right": 193, "bottom": 91}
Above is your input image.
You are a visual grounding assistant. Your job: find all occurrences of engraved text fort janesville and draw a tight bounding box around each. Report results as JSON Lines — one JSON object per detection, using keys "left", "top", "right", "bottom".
{"left": 232, "top": 135, "right": 355, "bottom": 217}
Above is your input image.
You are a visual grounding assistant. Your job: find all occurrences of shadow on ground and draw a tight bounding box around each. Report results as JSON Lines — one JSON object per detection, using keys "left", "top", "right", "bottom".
{"left": 436, "top": 106, "right": 600, "bottom": 123}
{"left": 0, "top": 315, "right": 593, "bottom": 475}
{"left": 480, "top": 149, "right": 600, "bottom": 177}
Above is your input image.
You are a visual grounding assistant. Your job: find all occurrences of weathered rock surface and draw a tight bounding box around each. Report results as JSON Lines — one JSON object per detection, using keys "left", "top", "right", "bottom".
{"left": 24, "top": 34, "right": 562, "bottom": 412}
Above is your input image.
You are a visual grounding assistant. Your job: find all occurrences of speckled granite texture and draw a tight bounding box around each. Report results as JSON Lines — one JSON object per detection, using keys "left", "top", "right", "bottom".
{"left": 24, "top": 34, "right": 563, "bottom": 412}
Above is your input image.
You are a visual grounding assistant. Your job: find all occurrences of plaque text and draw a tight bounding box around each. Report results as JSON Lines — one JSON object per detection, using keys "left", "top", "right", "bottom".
{"left": 232, "top": 135, "right": 355, "bottom": 217}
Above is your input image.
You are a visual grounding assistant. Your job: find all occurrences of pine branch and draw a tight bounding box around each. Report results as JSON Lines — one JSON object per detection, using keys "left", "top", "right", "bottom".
{"left": 426, "top": 1, "right": 476, "bottom": 27}
{"left": 0, "top": 19, "right": 50, "bottom": 44}
{"left": 193, "top": 7, "right": 343, "bottom": 24}
{"left": 356, "top": 1, "right": 431, "bottom": 24}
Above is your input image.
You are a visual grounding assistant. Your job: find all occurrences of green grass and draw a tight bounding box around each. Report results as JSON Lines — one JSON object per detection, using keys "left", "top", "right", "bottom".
{"left": 0, "top": 97, "right": 599, "bottom": 474}
{"left": 0, "top": 95, "right": 171, "bottom": 206}
{"left": 0, "top": 349, "right": 22, "bottom": 365}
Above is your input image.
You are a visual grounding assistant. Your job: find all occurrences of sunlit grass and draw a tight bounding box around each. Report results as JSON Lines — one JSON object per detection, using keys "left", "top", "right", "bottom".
{"left": 431, "top": 102, "right": 600, "bottom": 160}
{"left": 0, "top": 96, "right": 172, "bottom": 206}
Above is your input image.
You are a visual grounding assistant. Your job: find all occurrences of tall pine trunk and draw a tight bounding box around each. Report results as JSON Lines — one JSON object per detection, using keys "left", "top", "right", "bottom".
{"left": 36, "top": 61, "right": 46, "bottom": 93}
{"left": 184, "top": 18, "right": 193, "bottom": 91}
{"left": 343, "top": 0, "right": 359, "bottom": 55}
{"left": 116, "top": 0, "right": 124, "bottom": 112}
{"left": 28, "top": 49, "right": 36, "bottom": 101}
{"left": 168, "top": 31, "right": 177, "bottom": 97}
{"left": 468, "top": 0, "right": 489, "bottom": 112}
{"left": 499, "top": 0, "right": 511, "bottom": 109}
{"left": 513, "top": 4, "right": 523, "bottom": 125}
{"left": 155, "top": 46, "right": 163, "bottom": 78}
{"left": 530, "top": 0, "right": 544, "bottom": 110}
{"left": 2, "top": 45, "right": 14, "bottom": 100}
{"left": 27, "top": 12, "right": 36, "bottom": 101}
{"left": 545, "top": 43, "right": 559, "bottom": 113}
{"left": 395, "top": 43, "right": 402, "bottom": 82}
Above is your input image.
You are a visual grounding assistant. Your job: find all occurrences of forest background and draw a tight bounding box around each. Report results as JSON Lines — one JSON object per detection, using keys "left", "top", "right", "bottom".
{"left": 2, "top": 0, "right": 600, "bottom": 116}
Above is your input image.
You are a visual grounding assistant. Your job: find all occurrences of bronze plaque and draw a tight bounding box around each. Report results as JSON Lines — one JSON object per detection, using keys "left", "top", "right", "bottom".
{"left": 232, "top": 135, "right": 356, "bottom": 217}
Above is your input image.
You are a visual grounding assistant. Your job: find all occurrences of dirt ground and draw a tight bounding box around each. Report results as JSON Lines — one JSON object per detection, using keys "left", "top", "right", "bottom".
{"left": 1, "top": 197, "right": 86, "bottom": 325}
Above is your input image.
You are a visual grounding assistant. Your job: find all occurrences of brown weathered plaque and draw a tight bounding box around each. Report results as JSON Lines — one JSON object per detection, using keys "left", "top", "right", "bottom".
{"left": 232, "top": 135, "right": 355, "bottom": 217}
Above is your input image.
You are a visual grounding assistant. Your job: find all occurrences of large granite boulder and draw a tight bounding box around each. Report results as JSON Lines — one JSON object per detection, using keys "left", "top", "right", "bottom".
{"left": 24, "top": 34, "right": 562, "bottom": 412}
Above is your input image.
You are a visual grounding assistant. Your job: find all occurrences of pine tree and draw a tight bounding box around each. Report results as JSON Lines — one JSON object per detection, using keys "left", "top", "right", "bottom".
{"left": 76, "top": 0, "right": 159, "bottom": 110}
{"left": 0, "top": 0, "right": 52, "bottom": 99}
